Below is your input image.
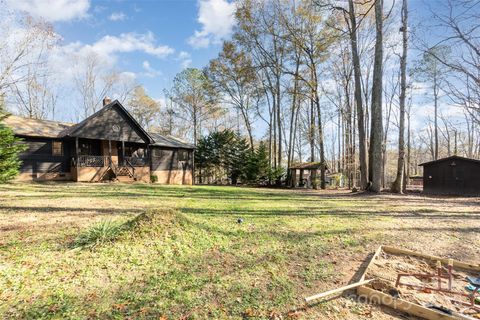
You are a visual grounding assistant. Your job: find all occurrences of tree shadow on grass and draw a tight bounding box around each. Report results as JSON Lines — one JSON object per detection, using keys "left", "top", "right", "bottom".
{"left": 179, "top": 206, "right": 480, "bottom": 220}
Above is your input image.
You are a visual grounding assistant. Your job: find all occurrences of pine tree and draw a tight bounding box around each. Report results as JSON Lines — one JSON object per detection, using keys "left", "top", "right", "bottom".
{"left": 0, "top": 109, "right": 27, "bottom": 183}
{"left": 225, "top": 134, "right": 249, "bottom": 185}
{"left": 255, "top": 141, "right": 270, "bottom": 181}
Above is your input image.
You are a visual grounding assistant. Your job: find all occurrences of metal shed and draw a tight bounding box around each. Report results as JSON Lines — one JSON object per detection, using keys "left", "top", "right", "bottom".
{"left": 419, "top": 155, "right": 480, "bottom": 196}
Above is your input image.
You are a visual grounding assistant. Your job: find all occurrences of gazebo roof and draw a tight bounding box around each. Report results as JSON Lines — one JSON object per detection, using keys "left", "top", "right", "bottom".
{"left": 288, "top": 162, "right": 327, "bottom": 170}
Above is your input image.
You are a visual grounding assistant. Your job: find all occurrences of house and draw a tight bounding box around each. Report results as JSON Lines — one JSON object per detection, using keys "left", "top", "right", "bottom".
{"left": 419, "top": 155, "right": 480, "bottom": 196}
{"left": 2, "top": 99, "right": 195, "bottom": 184}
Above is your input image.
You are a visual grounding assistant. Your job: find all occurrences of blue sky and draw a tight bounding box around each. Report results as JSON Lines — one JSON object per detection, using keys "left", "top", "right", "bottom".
{"left": 4, "top": 0, "right": 439, "bottom": 103}
{"left": 4, "top": 0, "right": 467, "bottom": 136}
{"left": 5, "top": 0, "right": 237, "bottom": 102}
{"left": 58, "top": 0, "right": 233, "bottom": 99}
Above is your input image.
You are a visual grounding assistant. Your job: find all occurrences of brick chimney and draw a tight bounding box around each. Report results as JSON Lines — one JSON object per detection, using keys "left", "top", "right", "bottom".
{"left": 103, "top": 97, "right": 112, "bottom": 106}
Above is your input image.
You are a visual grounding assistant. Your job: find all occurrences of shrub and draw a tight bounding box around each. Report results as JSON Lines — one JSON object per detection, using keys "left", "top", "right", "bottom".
{"left": 150, "top": 175, "right": 158, "bottom": 183}
{"left": 72, "top": 220, "right": 124, "bottom": 249}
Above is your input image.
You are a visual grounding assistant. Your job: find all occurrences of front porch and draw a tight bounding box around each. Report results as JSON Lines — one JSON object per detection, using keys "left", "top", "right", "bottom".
{"left": 71, "top": 139, "right": 150, "bottom": 182}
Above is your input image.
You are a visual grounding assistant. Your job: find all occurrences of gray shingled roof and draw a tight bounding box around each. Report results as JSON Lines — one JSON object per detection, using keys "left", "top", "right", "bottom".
{"left": 3, "top": 113, "right": 194, "bottom": 149}
{"left": 149, "top": 132, "right": 195, "bottom": 149}
{"left": 2, "top": 115, "right": 73, "bottom": 138}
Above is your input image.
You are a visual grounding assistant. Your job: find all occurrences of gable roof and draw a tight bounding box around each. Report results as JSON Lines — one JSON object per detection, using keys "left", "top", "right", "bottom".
{"left": 419, "top": 155, "right": 480, "bottom": 166}
{"left": 2, "top": 115, "right": 73, "bottom": 138}
{"left": 2, "top": 101, "right": 195, "bottom": 149}
{"left": 61, "top": 100, "right": 154, "bottom": 144}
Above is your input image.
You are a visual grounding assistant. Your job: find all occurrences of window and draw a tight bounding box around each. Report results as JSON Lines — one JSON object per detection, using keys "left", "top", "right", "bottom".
{"left": 152, "top": 148, "right": 163, "bottom": 158}
{"left": 52, "top": 141, "right": 63, "bottom": 156}
{"left": 178, "top": 150, "right": 188, "bottom": 161}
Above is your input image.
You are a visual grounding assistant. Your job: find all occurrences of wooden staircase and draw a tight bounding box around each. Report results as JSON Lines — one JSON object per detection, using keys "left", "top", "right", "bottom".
{"left": 99, "top": 157, "right": 136, "bottom": 182}
{"left": 115, "top": 166, "right": 136, "bottom": 182}
{"left": 114, "top": 159, "right": 136, "bottom": 182}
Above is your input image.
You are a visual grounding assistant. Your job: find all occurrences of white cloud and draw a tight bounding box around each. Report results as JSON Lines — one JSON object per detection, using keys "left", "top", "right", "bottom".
{"left": 49, "top": 32, "right": 174, "bottom": 81}
{"left": 177, "top": 51, "right": 192, "bottom": 69}
{"left": 6, "top": 0, "right": 90, "bottom": 22}
{"left": 87, "top": 32, "right": 174, "bottom": 59}
{"left": 188, "top": 0, "right": 236, "bottom": 49}
{"left": 142, "top": 60, "right": 162, "bottom": 77}
{"left": 178, "top": 51, "right": 191, "bottom": 60}
{"left": 109, "top": 12, "right": 126, "bottom": 21}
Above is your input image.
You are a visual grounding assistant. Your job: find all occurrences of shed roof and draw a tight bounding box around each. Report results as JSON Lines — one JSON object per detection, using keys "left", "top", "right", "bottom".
{"left": 289, "top": 162, "right": 327, "bottom": 170}
{"left": 149, "top": 132, "right": 195, "bottom": 149}
{"left": 419, "top": 155, "right": 480, "bottom": 166}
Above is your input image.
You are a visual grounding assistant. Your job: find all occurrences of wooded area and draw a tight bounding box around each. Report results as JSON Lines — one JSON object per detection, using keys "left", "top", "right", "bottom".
{"left": 1, "top": 0, "right": 479, "bottom": 191}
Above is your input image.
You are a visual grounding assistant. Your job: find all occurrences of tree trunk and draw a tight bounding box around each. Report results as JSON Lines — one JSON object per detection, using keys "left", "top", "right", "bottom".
{"left": 392, "top": 0, "right": 408, "bottom": 194}
{"left": 348, "top": 0, "right": 368, "bottom": 190}
{"left": 193, "top": 109, "right": 198, "bottom": 146}
{"left": 287, "top": 57, "right": 300, "bottom": 170}
{"left": 310, "top": 91, "right": 315, "bottom": 162}
{"left": 405, "top": 105, "right": 411, "bottom": 191}
{"left": 368, "top": 0, "right": 384, "bottom": 193}
{"left": 276, "top": 74, "right": 282, "bottom": 168}
{"left": 272, "top": 95, "right": 277, "bottom": 168}
{"left": 434, "top": 74, "right": 439, "bottom": 160}
{"left": 315, "top": 97, "right": 326, "bottom": 190}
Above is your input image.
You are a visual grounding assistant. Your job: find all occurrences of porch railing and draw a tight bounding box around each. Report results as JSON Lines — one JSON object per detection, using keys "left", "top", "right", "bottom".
{"left": 77, "top": 155, "right": 109, "bottom": 167}
{"left": 73, "top": 155, "right": 148, "bottom": 168}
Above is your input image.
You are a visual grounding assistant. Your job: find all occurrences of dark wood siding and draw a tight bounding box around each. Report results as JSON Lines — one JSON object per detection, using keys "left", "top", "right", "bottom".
{"left": 151, "top": 147, "right": 193, "bottom": 172}
{"left": 70, "top": 106, "right": 147, "bottom": 143}
{"left": 423, "top": 158, "right": 480, "bottom": 196}
{"left": 18, "top": 137, "right": 72, "bottom": 174}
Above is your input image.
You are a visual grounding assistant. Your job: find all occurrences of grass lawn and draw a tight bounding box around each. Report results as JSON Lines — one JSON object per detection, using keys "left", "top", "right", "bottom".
{"left": 1, "top": 183, "right": 479, "bottom": 319}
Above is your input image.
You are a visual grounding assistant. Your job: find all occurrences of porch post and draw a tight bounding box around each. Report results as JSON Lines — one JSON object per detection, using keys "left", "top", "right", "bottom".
{"left": 75, "top": 137, "right": 79, "bottom": 157}
{"left": 121, "top": 140, "right": 125, "bottom": 166}
{"left": 108, "top": 140, "right": 112, "bottom": 166}
{"left": 74, "top": 137, "right": 79, "bottom": 182}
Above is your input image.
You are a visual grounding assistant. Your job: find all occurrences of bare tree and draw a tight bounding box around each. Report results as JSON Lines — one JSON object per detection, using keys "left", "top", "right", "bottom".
{"left": 421, "top": 0, "right": 479, "bottom": 125}
{"left": 0, "top": 14, "right": 56, "bottom": 93}
{"left": 368, "top": 0, "right": 384, "bottom": 192}
{"left": 340, "top": 0, "right": 371, "bottom": 189}
{"left": 73, "top": 52, "right": 121, "bottom": 119}
{"left": 392, "top": 0, "right": 408, "bottom": 193}
{"left": 206, "top": 41, "right": 260, "bottom": 149}
{"left": 11, "top": 68, "right": 58, "bottom": 119}
{"left": 170, "top": 68, "right": 218, "bottom": 145}
{"left": 127, "top": 86, "right": 161, "bottom": 130}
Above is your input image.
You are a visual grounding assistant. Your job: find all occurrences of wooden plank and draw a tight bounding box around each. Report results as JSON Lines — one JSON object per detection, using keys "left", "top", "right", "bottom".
{"left": 383, "top": 246, "right": 480, "bottom": 272}
{"left": 360, "top": 245, "right": 384, "bottom": 282}
{"left": 357, "top": 286, "right": 456, "bottom": 320}
{"left": 305, "top": 279, "right": 374, "bottom": 302}
{"left": 356, "top": 246, "right": 480, "bottom": 320}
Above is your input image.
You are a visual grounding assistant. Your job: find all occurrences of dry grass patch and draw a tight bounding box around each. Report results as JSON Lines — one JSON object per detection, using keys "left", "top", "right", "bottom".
{"left": 0, "top": 183, "right": 479, "bottom": 319}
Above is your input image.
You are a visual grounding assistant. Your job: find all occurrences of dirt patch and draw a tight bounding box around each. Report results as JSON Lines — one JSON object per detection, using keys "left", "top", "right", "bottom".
{"left": 365, "top": 250, "right": 480, "bottom": 318}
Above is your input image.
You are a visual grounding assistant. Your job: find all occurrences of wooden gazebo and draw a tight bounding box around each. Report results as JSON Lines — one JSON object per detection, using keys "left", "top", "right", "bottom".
{"left": 288, "top": 162, "right": 328, "bottom": 188}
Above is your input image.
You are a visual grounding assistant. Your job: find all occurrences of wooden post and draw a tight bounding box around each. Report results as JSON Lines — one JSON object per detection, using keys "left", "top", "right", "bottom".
{"left": 108, "top": 140, "right": 112, "bottom": 167}
{"left": 75, "top": 137, "right": 79, "bottom": 157}
{"left": 121, "top": 140, "right": 125, "bottom": 166}
{"left": 74, "top": 137, "right": 79, "bottom": 181}
{"left": 311, "top": 169, "right": 317, "bottom": 189}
